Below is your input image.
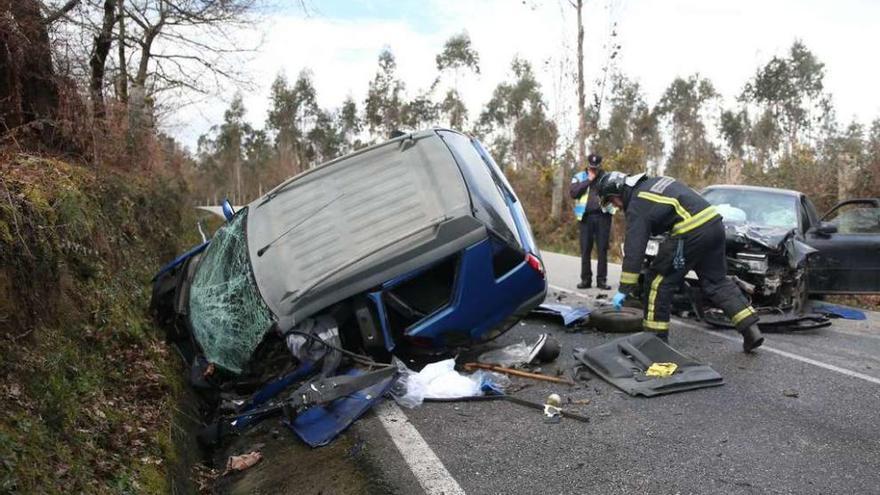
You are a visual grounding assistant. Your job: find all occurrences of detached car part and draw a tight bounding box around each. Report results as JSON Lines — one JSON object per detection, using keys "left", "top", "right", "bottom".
{"left": 573, "top": 333, "right": 724, "bottom": 397}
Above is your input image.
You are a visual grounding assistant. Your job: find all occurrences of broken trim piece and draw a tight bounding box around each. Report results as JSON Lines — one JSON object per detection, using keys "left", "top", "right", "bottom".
{"left": 573, "top": 332, "right": 724, "bottom": 397}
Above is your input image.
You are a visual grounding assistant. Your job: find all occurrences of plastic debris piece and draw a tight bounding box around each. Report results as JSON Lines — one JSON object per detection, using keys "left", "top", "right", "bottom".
{"left": 573, "top": 333, "right": 723, "bottom": 397}
{"left": 645, "top": 362, "right": 678, "bottom": 377}
{"left": 810, "top": 303, "right": 866, "bottom": 321}
{"left": 531, "top": 303, "right": 591, "bottom": 326}
{"left": 543, "top": 394, "right": 562, "bottom": 423}
{"left": 289, "top": 368, "right": 396, "bottom": 447}
{"left": 478, "top": 341, "right": 532, "bottom": 367}
{"left": 225, "top": 451, "right": 262, "bottom": 473}
{"left": 479, "top": 334, "right": 560, "bottom": 367}
{"left": 391, "top": 358, "right": 508, "bottom": 408}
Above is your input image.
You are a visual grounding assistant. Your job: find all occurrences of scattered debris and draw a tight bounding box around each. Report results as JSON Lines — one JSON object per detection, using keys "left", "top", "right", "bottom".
{"left": 225, "top": 451, "right": 262, "bottom": 474}
{"left": 530, "top": 303, "right": 590, "bottom": 326}
{"left": 543, "top": 393, "right": 562, "bottom": 423}
{"left": 645, "top": 362, "right": 678, "bottom": 378}
{"left": 811, "top": 303, "right": 867, "bottom": 321}
{"left": 199, "top": 366, "right": 397, "bottom": 448}
{"left": 477, "top": 333, "right": 560, "bottom": 367}
{"left": 392, "top": 359, "right": 509, "bottom": 408}
{"left": 573, "top": 333, "right": 724, "bottom": 397}
{"left": 463, "top": 363, "right": 575, "bottom": 386}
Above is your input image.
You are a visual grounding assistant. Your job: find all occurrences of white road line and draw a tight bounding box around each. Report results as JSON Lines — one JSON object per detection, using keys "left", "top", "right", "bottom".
{"left": 375, "top": 401, "right": 466, "bottom": 495}
{"left": 547, "top": 283, "right": 880, "bottom": 387}
{"left": 691, "top": 325, "right": 880, "bottom": 386}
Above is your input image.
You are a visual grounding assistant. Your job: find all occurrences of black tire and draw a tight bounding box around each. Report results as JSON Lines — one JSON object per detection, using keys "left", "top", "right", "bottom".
{"left": 589, "top": 306, "right": 644, "bottom": 333}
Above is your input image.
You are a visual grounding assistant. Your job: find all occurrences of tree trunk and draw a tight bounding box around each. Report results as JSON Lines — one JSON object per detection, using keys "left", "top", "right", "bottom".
{"left": 116, "top": 0, "right": 128, "bottom": 103}
{"left": 837, "top": 152, "right": 856, "bottom": 203}
{"left": 576, "top": 0, "right": 586, "bottom": 166}
{"left": 129, "top": 30, "right": 156, "bottom": 131}
{"left": 0, "top": 0, "right": 59, "bottom": 135}
{"left": 553, "top": 0, "right": 585, "bottom": 222}
{"left": 726, "top": 156, "right": 743, "bottom": 184}
{"left": 89, "top": 0, "right": 116, "bottom": 119}
{"left": 551, "top": 162, "right": 564, "bottom": 220}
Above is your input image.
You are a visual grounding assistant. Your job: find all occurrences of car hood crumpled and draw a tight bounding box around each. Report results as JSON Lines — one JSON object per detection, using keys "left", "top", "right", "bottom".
{"left": 724, "top": 223, "right": 817, "bottom": 269}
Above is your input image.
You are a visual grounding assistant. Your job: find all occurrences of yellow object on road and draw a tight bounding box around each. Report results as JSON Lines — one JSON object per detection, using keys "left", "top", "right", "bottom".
{"left": 646, "top": 362, "right": 678, "bottom": 377}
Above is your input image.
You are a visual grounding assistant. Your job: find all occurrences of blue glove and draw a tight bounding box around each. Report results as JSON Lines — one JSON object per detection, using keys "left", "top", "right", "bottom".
{"left": 612, "top": 291, "right": 626, "bottom": 310}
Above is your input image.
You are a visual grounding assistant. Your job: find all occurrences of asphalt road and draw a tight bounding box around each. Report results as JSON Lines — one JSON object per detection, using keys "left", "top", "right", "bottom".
{"left": 222, "top": 252, "right": 880, "bottom": 495}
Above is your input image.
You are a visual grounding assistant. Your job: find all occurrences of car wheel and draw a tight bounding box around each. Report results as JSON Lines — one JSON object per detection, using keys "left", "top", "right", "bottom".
{"left": 589, "top": 306, "right": 644, "bottom": 333}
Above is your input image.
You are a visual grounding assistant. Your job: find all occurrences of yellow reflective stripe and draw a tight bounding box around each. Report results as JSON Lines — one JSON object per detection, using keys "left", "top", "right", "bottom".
{"left": 620, "top": 271, "right": 639, "bottom": 285}
{"left": 672, "top": 206, "right": 719, "bottom": 236}
{"left": 637, "top": 191, "right": 691, "bottom": 222}
{"left": 643, "top": 319, "right": 670, "bottom": 331}
{"left": 731, "top": 306, "right": 756, "bottom": 325}
{"left": 647, "top": 274, "right": 663, "bottom": 322}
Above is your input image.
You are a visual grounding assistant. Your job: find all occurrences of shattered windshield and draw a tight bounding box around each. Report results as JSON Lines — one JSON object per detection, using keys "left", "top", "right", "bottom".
{"left": 188, "top": 208, "right": 274, "bottom": 374}
{"left": 703, "top": 189, "right": 798, "bottom": 230}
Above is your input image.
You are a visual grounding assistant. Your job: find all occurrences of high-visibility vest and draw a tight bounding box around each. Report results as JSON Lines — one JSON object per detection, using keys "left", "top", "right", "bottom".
{"left": 572, "top": 171, "right": 590, "bottom": 221}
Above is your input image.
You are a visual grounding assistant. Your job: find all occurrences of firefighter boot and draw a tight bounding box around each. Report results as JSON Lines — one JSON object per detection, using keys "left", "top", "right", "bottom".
{"left": 740, "top": 324, "right": 764, "bottom": 353}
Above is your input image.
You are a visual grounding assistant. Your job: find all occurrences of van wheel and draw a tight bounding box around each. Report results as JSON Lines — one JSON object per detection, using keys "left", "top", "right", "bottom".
{"left": 589, "top": 306, "right": 644, "bottom": 333}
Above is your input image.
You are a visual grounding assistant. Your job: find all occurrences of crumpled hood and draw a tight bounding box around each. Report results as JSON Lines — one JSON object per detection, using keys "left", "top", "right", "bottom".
{"left": 723, "top": 222, "right": 817, "bottom": 269}
{"left": 724, "top": 223, "right": 792, "bottom": 250}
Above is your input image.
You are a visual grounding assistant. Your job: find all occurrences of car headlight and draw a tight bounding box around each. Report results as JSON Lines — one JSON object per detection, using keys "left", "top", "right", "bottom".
{"left": 645, "top": 239, "right": 660, "bottom": 256}
{"left": 736, "top": 252, "right": 768, "bottom": 274}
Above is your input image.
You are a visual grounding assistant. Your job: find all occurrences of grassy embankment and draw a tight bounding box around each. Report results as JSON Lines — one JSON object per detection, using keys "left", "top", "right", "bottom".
{"left": 0, "top": 153, "right": 201, "bottom": 493}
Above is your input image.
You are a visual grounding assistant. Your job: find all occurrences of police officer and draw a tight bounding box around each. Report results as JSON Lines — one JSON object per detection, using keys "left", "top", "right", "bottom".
{"left": 570, "top": 153, "right": 612, "bottom": 290}
{"left": 595, "top": 171, "right": 764, "bottom": 352}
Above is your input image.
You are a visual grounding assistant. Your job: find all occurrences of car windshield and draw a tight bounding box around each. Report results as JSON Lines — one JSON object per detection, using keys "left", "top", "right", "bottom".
{"left": 703, "top": 188, "right": 799, "bottom": 230}
{"left": 188, "top": 208, "right": 275, "bottom": 374}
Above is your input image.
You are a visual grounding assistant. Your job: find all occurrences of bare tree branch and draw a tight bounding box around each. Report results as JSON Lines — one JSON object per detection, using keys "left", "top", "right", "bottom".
{"left": 44, "top": 0, "right": 83, "bottom": 25}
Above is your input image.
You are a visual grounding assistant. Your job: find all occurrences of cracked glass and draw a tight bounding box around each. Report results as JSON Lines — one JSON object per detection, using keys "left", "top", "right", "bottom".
{"left": 188, "top": 208, "right": 274, "bottom": 374}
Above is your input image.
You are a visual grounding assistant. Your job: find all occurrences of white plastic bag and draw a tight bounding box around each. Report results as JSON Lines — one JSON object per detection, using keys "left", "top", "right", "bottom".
{"left": 391, "top": 358, "right": 508, "bottom": 408}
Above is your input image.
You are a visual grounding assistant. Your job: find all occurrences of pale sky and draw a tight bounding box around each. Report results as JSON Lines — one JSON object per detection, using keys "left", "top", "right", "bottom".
{"left": 167, "top": 0, "right": 880, "bottom": 150}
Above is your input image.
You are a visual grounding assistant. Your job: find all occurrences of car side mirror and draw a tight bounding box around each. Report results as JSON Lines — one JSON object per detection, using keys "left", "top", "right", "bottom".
{"left": 812, "top": 222, "right": 837, "bottom": 236}
{"left": 222, "top": 198, "right": 235, "bottom": 221}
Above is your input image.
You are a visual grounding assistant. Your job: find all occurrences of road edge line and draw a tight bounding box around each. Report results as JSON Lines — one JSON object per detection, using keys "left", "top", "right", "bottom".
{"left": 374, "top": 401, "right": 466, "bottom": 495}
{"left": 694, "top": 326, "right": 880, "bottom": 386}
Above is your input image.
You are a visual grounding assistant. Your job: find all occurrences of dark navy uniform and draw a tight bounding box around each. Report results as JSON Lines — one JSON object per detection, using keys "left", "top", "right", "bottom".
{"left": 570, "top": 169, "right": 611, "bottom": 287}
{"left": 617, "top": 176, "right": 759, "bottom": 335}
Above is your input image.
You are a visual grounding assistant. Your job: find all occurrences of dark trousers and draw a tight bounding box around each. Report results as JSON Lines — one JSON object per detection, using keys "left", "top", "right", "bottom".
{"left": 643, "top": 219, "right": 758, "bottom": 333}
{"left": 579, "top": 213, "right": 611, "bottom": 284}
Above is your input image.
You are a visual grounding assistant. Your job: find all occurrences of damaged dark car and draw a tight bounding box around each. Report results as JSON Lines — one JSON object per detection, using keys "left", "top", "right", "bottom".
{"left": 640, "top": 185, "right": 880, "bottom": 330}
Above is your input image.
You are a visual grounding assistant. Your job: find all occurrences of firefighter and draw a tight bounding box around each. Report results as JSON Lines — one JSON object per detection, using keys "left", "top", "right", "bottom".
{"left": 595, "top": 171, "right": 764, "bottom": 352}
{"left": 570, "top": 153, "right": 612, "bottom": 290}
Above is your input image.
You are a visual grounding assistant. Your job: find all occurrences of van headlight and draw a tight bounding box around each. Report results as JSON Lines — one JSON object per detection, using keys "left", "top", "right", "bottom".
{"left": 736, "top": 252, "right": 768, "bottom": 274}
{"left": 645, "top": 239, "right": 660, "bottom": 256}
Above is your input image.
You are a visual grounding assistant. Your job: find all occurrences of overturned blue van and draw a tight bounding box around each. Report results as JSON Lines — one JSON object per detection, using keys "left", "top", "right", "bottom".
{"left": 152, "top": 129, "right": 546, "bottom": 375}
